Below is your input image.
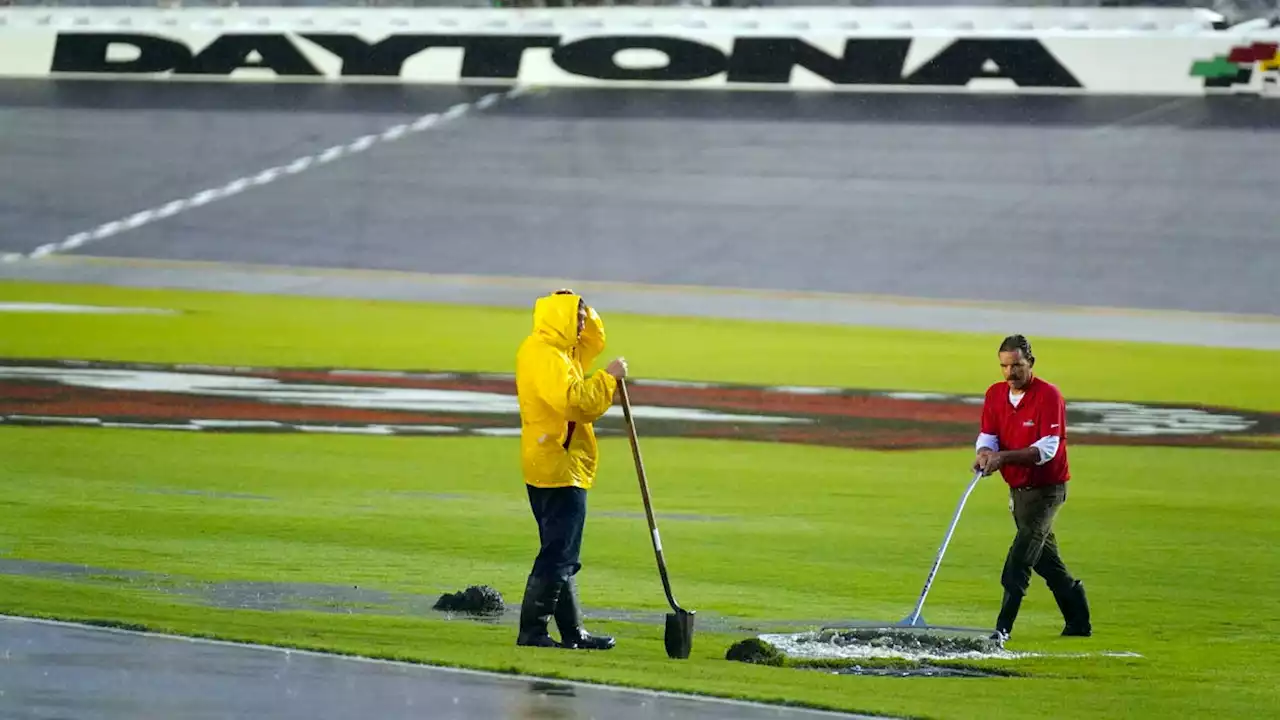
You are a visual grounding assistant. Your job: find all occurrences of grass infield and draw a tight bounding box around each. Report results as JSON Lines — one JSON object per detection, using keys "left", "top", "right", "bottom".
{"left": 1, "top": 280, "right": 1278, "bottom": 720}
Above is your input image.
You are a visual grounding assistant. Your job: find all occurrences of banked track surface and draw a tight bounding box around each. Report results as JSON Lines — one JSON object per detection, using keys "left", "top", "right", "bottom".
{"left": 1, "top": 81, "right": 1278, "bottom": 316}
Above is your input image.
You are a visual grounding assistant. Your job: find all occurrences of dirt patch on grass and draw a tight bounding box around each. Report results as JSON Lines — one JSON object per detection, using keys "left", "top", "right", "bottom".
{"left": 433, "top": 585, "right": 505, "bottom": 617}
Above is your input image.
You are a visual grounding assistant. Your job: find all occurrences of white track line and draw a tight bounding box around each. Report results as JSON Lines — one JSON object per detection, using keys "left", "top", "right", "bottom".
{"left": 2, "top": 87, "right": 528, "bottom": 264}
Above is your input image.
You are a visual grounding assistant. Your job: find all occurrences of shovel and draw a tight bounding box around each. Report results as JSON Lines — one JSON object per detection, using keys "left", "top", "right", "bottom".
{"left": 618, "top": 378, "right": 696, "bottom": 660}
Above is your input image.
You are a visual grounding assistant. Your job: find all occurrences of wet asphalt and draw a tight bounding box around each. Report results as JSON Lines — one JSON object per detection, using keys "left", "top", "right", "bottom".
{"left": 1, "top": 80, "right": 1278, "bottom": 314}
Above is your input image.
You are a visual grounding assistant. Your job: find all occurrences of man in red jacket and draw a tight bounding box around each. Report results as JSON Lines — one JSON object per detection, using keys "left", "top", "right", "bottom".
{"left": 974, "top": 334, "right": 1091, "bottom": 644}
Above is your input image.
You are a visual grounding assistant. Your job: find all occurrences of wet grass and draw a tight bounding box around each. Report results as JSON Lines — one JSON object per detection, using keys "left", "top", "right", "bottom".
{"left": 2, "top": 429, "right": 1278, "bottom": 720}
{"left": 1, "top": 280, "right": 1279, "bottom": 719}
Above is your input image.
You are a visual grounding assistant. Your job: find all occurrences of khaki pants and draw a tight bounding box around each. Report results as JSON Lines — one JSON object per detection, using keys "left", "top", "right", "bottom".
{"left": 1000, "top": 483, "right": 1077, "bottom": 597}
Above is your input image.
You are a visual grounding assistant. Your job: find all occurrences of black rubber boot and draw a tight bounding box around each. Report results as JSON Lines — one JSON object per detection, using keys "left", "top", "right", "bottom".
{"left": 553, "top": 576, "right": 615, "bottom": 651}
{"left": 516, "top": 574, "right": 562, "bottom": 648}
{"left": 990, "top": 590, "right": 1023, "bottom": 645}
{"left": 1058, "top": 580, "right": 1092, "bottom": 637}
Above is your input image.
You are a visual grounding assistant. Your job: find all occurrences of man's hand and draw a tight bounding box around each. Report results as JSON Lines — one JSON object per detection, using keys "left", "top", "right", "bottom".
{"left": 973, "top": 448, "right": 994, "bottom": 474}
{"left": 975, "top": 449, "right": 1006, "bottom": 476}
{"left": 606, "top": 357, "right": 628, "bottom": 380}
{"left": 980, "top": 451, "right": 1005, "bottom": 476}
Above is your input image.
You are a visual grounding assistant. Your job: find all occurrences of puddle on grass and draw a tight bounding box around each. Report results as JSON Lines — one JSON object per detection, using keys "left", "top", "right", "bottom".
{"left": 725, "top": 636, "right": 1015, "bottom": 678}
{"left": 0, "top": 559, "right": 157, "bottom": 582}
{"left": 0, "top": 558, "right": 454, "bottom": 617}
{"left": 0, "top": 557, "right": 1149, "bottom": 665}
{"left": 0, "top": 558, "right": 792, "bottom": 632}
{"left": 761, "top": 628, "right": 1030, "bottom": 662}
{"left": 759, "top": 628, "right": 1145, "bottom": 665}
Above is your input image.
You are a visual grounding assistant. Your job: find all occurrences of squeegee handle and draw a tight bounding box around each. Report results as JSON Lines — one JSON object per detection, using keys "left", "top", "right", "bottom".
{"left": 904, "top": 470, "right": 984, "bottom": 626}
{"left": 619, "top": 379, "right": 685, "bottom": 614}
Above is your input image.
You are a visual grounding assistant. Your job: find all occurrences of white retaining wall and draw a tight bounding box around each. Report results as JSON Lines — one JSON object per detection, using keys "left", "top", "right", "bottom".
{"left": 0, "top": 7, "right": 1276, "bottom": 96}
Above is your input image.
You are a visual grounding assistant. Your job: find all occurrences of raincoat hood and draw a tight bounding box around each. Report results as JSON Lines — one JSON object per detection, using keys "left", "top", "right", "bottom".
{"left": 532, "top": 292, "right": 582, "bottom": 351}
{"left": 516, "top": 290, "right": 616, "bottom": 491}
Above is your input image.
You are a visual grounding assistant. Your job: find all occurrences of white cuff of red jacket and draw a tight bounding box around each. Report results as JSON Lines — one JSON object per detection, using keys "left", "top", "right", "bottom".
{"left": 976, "top": 433, "right": 999, "bottom": 453}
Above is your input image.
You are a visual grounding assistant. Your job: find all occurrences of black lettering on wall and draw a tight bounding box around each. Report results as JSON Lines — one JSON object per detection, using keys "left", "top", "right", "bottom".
{"left": 301, "top": 33, "right": 558, "bottom": 78}
{"left": 552, "top": 36, "right": 726, "bottom": 81}
{"left": 458, "top": 35, "right": 561, "bottom": 78}
{"left": 904, "top": 39, "right": 1081, "bottom": 87}
{"left": 46, "top": 31, "right": 1089, "bottom": 90}
{"left": 51, "top": 33, "right": 190, "bottom": 74}
{"left": 727, "top": 38, "right": 911, "bottom": 85}
{"left": 178, "top": 34, "right": 321, "bottom": 76}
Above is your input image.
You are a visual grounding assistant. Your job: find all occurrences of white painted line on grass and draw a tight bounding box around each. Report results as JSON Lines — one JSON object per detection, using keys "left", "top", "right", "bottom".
{"left": 101, "top": 422, "right": 201, "bottom": 431}
{"left": 768, "top": 385, "right": 842, "bottom": 395}
{"left": 296, "top": 425, "right": 394, "bottom": 435}
{"left": 0, "top": 302, "right": 177, "bottom": 315}
{"left": 4, "top": 415, "right": 102, "bottom": 425}
{"left": 189, "top": 420, "right": 286, "bottom": 429}
{"left": 472, "top": 427, "right": 521, "bottom": 437}
{"left": 7, "top": 87, "right": 528, "bottom": 263}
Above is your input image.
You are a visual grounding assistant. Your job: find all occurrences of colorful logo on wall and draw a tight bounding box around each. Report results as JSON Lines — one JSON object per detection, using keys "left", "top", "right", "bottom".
{"left": 1191, "top": 42, "right": 1280, "bottom": 92}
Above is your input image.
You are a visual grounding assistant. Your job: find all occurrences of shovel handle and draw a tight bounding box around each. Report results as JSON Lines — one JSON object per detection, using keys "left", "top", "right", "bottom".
{"left": 619, "top": 379, "right": 686, "bottom": 615}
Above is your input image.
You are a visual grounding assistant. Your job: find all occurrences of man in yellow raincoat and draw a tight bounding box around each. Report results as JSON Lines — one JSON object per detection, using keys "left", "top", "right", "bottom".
{"left": 515, "top": 289, "right": 628, "bottom": 650}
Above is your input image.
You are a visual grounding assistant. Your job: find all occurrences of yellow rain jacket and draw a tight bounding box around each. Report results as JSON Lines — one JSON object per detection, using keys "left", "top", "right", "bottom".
{"left": 516, "top": 292, "right": 619, "bottom": 490}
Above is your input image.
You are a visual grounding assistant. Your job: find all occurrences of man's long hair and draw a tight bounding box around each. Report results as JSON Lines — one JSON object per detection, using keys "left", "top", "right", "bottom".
{"left": 999, "top": 334, "right": 1035, "bottom": 367}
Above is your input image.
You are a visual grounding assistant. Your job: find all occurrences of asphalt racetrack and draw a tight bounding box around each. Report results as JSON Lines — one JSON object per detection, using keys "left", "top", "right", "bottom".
{"left": 2, "top": 80, "right": 1279, "bottom": 316}
{"left": 1, "top": 79, "right": 1278, "bottom": 718}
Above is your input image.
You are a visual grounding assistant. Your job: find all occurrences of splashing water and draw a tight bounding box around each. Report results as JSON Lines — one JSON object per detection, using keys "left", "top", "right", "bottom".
{"left": 759, "top": 628, "right": 1038, "bottom": 662}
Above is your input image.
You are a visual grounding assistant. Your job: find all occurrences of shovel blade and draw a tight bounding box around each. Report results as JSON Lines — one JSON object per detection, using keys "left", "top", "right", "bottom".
{"left": 664, "top": 610, "right": 696, "bottom": 659}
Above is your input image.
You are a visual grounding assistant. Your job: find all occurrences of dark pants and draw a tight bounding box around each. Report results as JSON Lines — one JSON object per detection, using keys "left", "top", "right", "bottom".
{"left": 519, "top": 483, "right": 614, "bottom": 649}
{"left": 527, "top": 485, "right": 587, "bottom": 582}
{"left": 1001, "top": 483, "right": 1077, "bottom": 598}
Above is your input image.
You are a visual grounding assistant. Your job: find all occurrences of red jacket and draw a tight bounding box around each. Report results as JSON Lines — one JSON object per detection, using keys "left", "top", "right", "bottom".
{"left": 979, "top": 376, "right": 1070, "bottom": 489}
